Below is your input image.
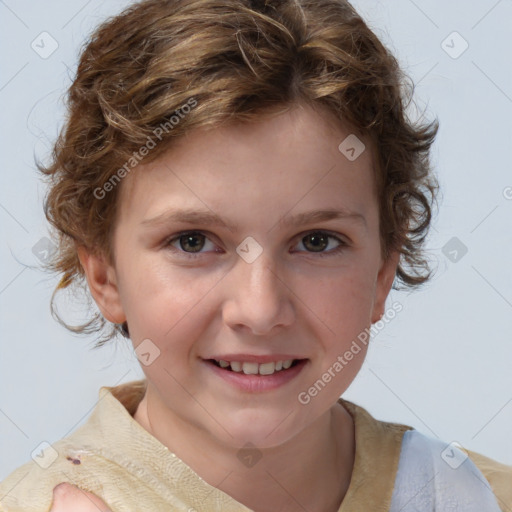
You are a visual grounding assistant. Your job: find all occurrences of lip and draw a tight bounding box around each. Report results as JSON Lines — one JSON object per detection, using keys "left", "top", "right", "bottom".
{"left": 206, "top": 354, "right": 306, "bottom": 364}
{"left": 203, "top": 358, "right": 309, "bottom": 393}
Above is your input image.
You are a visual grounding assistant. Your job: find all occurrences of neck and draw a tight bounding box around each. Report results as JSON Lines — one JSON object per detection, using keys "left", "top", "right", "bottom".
{"left": 134, "top": 384, "right": 355, "bottom": 512}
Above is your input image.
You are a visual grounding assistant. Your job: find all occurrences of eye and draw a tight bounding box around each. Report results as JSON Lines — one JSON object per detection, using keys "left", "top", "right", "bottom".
{"left": 166, "top": 231, "right": 218, "bottom": 256}
{"left": 295, "top": 231, "right": 347, "bottom": 257}
{"left": 164, "top": 230, "right": 347, "bottom": 259}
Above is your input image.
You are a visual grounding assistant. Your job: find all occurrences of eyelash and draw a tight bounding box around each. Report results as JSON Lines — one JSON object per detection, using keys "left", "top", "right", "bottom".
{"left": 163, "top": 230, "right": 348, "bottom": 259}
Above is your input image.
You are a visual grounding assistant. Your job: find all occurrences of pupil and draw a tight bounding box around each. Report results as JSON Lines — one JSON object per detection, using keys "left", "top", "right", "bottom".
{"left": 181, "top": 233, "right": 204, "bottom": 252}
{"left": 305, "top": 233, "right": 327, "bottom": 252}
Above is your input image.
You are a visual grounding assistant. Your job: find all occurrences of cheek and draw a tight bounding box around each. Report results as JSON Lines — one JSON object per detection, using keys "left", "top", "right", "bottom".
{"left": 118, "top": 254, "right": 223, "bottom": 345}
{"left": 293, "top": 265, "right": 376, "bottom": 392}
{"left": 296, "top": 265, "right": 377, "bottom": 334}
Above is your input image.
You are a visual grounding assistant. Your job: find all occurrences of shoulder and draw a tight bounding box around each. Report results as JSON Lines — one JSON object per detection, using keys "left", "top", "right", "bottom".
{"left": 463, "top": 446, "right": 512, "bottom": 512}
{"left": 0, "top": 381, "right": 146, "bottom": 511}
{"left": 0, "top": 448, "right": 110, "bottom": 512}
{"left": 389, "top": 429, "right": 507, "bottom": 511}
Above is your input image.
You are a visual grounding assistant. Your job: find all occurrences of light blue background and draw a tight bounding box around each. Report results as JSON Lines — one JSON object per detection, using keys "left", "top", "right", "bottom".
{"left": 1, "top": 0, "right": 511, "bottom": 481}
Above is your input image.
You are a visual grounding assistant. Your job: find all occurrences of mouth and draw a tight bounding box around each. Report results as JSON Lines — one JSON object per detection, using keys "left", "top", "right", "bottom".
{"left": 207, "top": 358, "right": 304, "bottom": 376}
{"left": 202, "top": 354, "right": 309, "bottom": 392}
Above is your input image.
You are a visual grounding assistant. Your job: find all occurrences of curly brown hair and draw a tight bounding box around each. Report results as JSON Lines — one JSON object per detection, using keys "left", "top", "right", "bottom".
{"left": 39, "top": 0, "right": 439, "bottom": 347}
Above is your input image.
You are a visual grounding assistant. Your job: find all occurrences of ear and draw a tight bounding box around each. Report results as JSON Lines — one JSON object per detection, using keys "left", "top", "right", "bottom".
{"left": 371, "top": 250, "right": 400, "bottom": 324}
{"left": 77, "top": 246, "right": 126, "bottom": 325}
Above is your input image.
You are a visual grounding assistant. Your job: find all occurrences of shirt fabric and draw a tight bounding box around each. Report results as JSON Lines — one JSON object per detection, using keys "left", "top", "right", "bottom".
{"left": 0, "top": 379, "right": 510, "bottom": 512}
{"left": 390, "top": 429, "right": 505, "bottom": 511}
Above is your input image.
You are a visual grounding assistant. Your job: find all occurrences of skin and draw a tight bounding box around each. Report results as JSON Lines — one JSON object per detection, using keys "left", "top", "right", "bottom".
{"left": 50, "top": 483, "right": 111, "bottom": 511}
{"left": 72, "top": 102, "right": 399, "bottom": 512}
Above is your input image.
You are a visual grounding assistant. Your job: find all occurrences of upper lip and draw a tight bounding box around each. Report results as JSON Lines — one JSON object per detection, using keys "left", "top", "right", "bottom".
{"left": 205, "top": 354, "right": 307, "bottom": 363}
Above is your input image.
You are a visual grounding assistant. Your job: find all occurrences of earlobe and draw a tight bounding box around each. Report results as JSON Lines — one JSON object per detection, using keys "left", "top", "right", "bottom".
{"left": 371, "top": 250, "right": 400, "bottom": 324}
{"left": 77, "top": 246, "right": 126, "bottom": 325}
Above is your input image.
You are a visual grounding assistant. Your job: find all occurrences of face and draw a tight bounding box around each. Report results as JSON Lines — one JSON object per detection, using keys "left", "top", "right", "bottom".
{"left": 80, "top": 102, "right": 398, "bottom": 449}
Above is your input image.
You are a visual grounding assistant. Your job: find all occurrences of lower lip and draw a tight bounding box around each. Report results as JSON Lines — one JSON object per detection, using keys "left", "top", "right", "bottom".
{"left": 203, "top": 359, "right": 308, "bottom": 392}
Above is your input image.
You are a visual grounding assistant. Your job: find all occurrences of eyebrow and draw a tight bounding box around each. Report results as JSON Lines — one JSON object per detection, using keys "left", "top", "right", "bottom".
{"left": 141, "top": 207, "right": 367, "bottom": 231}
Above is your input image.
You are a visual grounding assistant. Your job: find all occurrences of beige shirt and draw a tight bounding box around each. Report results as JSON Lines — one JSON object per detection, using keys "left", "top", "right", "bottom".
{"left": 0, "top": 379, "right": 510, "bottom": 511}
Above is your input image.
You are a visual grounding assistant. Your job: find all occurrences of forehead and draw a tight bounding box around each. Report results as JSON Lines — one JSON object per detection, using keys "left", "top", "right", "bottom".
{"left": 116, "top": 103, "right": 378, "bottom": 227}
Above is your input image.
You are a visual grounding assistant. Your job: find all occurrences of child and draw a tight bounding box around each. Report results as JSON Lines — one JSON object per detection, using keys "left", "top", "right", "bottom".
{"left": 1, "top": 0, "right": 511, "bottom": 510}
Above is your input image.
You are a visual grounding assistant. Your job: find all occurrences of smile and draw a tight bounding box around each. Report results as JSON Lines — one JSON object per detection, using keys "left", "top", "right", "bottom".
{"left": 204, "top": 358, "right": 309, "bottom": 392}
{"left": 210, "top": 359, "right": 300, "bottom": 375}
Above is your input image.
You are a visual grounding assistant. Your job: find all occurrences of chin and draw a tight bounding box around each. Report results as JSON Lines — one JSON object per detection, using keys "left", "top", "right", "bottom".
{"left": 209, "top": 409, "right": 305, "bottom": 449}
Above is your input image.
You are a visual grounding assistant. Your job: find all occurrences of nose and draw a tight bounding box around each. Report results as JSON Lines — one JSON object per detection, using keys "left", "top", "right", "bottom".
{"left": 221, "top": 250, "right": 295, "bottom": 336}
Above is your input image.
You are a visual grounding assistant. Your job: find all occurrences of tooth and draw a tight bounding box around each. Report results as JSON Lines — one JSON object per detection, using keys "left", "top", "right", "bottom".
{"left": 259, "top": 362, "right": 276, "bottom": 375}
{"left": 230, "top": 361, "right": 242, "bottom": 372}
{"left": 217, "top": 359, "right": 296, "bottom": 374}
{"left": 242, "top": 362, "right": 259, "bottom": 375}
